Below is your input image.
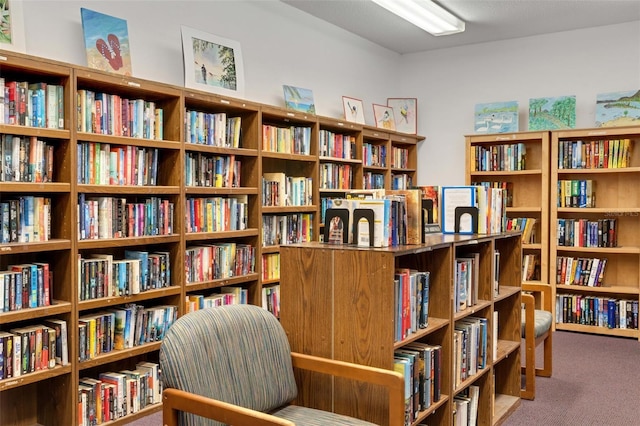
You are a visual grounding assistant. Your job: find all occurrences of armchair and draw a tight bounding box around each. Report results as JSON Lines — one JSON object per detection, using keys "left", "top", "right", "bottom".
{"left": 521, "top": 283, "right": 553, "bottom": 400}
{"left": 160, "top": 304, "right": 405, "bottom": 425}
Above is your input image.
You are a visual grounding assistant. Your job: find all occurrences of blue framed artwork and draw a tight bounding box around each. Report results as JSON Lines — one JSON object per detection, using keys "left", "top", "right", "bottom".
{"left": 528, "top": 96, "right": 576, "bottom": 130}
{"left": 81, "top": 8, "right": 132, "bottom": 76}
{"left": 283, "top": 85, "right": 316, "bottom": 114}
{"left": 474, "top": 101, "right": 518, "bottom": 133}
{"left": 596, "top": 90, "right": 640, "bottom": 127}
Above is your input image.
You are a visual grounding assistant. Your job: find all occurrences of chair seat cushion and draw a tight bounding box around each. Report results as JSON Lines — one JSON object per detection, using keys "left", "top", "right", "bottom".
{"left": 271, "top": 404, "right": 377, "bottom": 425}
{"left": 521, "top": 309, "right": 553, "bottom": 338}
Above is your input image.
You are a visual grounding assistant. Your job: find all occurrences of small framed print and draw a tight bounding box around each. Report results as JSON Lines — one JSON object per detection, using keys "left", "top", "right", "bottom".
{"left": 387, "top": 98, "right": 417, "bottom": 134}
{"left": 342, "top": 96, "right": 365, "bottom": 124}
{"left": 181, "top": 26, "right": 245, "bottom": 98}
{"left": 373, "top": 103, "right": 396, "bottom": 130}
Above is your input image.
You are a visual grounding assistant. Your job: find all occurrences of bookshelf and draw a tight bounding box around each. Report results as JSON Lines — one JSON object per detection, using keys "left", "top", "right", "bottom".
{"left": 183, "top": 90, "right": 261, "bottom": 311}
{"left": 550, "top": 126, "right": 640, "bottom": 340}
{"left": 279, "top": 232, "right": 522, "bottom": 426}
{"left": 259, "top": 105, "right": 319, "bottom": 316}
{"left": 0, "top": 52, "right": 74, "bottom": 426}
{"left": 466, "top": 131, "right": 551, "bottom": 290}
{"left": 74, "top": 66, "right": 184, "bottom": 424}
{"left": 0, "top": 49, "right": 422, "bottom": 425}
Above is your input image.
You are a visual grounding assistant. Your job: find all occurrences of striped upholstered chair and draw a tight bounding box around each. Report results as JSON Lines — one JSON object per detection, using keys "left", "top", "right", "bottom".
{"left": 160, "top": 304, "right": 404, "bottom": 426}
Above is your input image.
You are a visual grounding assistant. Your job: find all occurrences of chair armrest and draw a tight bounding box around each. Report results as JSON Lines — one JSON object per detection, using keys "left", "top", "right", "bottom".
{"left": 522, "top": 283, "right": 552, "bottom": 312}
{"left": 522, "top": 292, "right": 536, "bottom": 337}
{"left": 162, "top": 388, "right": 295, "bottom": 426}
{"left": 291, "top": 352, "right": 405, "bottom": 426}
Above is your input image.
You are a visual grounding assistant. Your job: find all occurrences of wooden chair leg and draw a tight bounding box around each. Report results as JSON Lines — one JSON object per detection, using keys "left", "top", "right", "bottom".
{"left": 536, "top": 332, "right": 552, "bottom": 378}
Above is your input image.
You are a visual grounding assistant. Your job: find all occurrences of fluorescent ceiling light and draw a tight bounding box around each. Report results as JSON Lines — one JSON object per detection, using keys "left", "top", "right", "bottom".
{"left": 371, "top": 0, "right": 465, "bottom": 36}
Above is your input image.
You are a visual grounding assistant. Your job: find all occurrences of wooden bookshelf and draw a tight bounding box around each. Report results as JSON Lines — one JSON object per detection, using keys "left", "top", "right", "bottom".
{"left": 279, "top": 232, "right": 522, "bottom": 426}
{"left": 466, "top": 131, "right": 551, "bottom": 291}
{"left": 550, "top": 126, "right": 640, "bottom": 340}
{"left": 0, "top": 49, "right": 423, "bottom": 425}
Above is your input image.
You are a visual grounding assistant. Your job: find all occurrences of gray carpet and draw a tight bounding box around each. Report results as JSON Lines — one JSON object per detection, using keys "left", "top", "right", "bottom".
{"left": 505, "top": 330, "right": 640, "bottom": 425}
{"left": 130, "top": 331, "right": 640, "bottom": 425}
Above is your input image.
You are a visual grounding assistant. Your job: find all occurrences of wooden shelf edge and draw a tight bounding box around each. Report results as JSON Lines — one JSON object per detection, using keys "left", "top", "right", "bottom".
{"left": 185, "top": 273, "right": 259, "bottom": 292}
{"left": 0, "top": 364, "right": 72, "bottom": 391}
{"left": 0, "top": 300, "right": 73, "bottom": 324}
{"left": 78, "top": 286, "right": 182, "bottom": 312}
{"left": 77, "top": 342, "right": 163, "bottom": 370}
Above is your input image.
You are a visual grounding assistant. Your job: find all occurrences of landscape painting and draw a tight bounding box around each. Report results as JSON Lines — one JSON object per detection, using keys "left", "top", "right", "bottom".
{"left": 474, "top": 101, "right": 518, "bottom": 133}
{"left": 596, "top": 90, "right": 640, "bottom": 127}
{"left": 181, "top": 26, "right": 245, "bottom": 98}
{"left": 283, "top": 85, "right": 316, "bottom": 114}
{"left": 528, "top": 96, "right": 576, "bottom": 130}
{"left": 81, "top": 8, "right": 132, "bottom": 76}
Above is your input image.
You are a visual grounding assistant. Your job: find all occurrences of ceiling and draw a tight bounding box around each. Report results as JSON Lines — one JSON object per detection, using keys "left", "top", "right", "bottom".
{"left": 281, "top": 0, "right": 640, "bottom": 54}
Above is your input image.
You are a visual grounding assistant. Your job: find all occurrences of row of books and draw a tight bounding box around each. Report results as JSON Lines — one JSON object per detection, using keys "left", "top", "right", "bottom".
{"left": 319, "top": 130, "right": 356, "bottom": 159}
{"left": 1, "top": 262, "right": 52, "bottom": 311}
{"left": 263, "top": 285, "right": 281, "bottom": 318}
{"left": 0, "top": 318, "right": 69, "bottom": 380}
{"left": 78, "top": 195, "right": 174, "bottom": 240}
{"left": 558, "top": 139, "right": 632, "bottom": 169}
{"left": 453, "top": 317, "right": 488, "bottom": 387}
{"left": 556, "top": 256, "right": 607, "bottom": 287}
{"left": 394, "top": 342, "right": 442, "bottom": 425}
{"left": 185, "top": 242, "right": 255, "bottom": 283}
{"left": 470, "top": 142, "right": 527, "bottom": 172}
{"left": 391, "top": 172, "right": 412, "bottom": 190}
{"left": 262, "top": 124, "right": 311, "bottom": 155}
{"left": 1, "top": 135, "right": 54, "bottom": 183}
{"left": 78, "top": 251, "right": 171, "bottom": 301}
{"left": 319, "top": 162, "right": 353, "bottom": 190}
{"left": 77, "top": 142, "right": 159, "bottom": 186}
{"left": 506, "top": 217, "right": 537, "bottom": 244}
{"left": 185, "top": 109, "right": 241, "bottom": 147}
{"left": 557, "top": 218, "right": 617, "bottom": 248}
{"left": 557, "top": 179, "right": 595, "bottom": 208}
{"left": 394, "top": 269, "right": 430, "bottom": 342}
{"left": 473, "top": 186, "right": 508, "bottom": 234}
{"left": 185, "top": 288, "right": 248, "bottom": 313}
{"left": 0, "top": 78, "right": 64, "bottom": 129}
{"left": 471, "top": 181, "right": 513, "bottom": 207}
{"left": 185, "top": 196, "right": 248, "bottom": 233}
{"left": 77, "top": 90, "right": 164, "bottom": 140}
{"left": 78, "top": 304, "right": 177, "bottom": 362}
{"left": 262, "top": 213, "right": 313, "bottom": 246}
{"left": 1, "top": 196, "right": 51, "bottom": 243}
{"left": 391, "top": 146, "right": 409, "bottom": 169}
{"left": 555, "top": 294, "right": 638, "bottom": 330}
{"left": 262, "top": 172, "right": 313, "bottom": 207}
{"left": 363, "top": 142, "right": 386, "bottom": 167}
{"left": 80, "top": 362, "right": 162, "bottom": 425}
{"left": 453, "top": 385, "right": 480, "bottom": 426}
{"left": 261, "top": 252, "right": 280, "bottom": 281}
{"left": 324, "top": 189, "right": 418, "bottom": 247}
{"left": 185, "top": 151, "right": 241, "bottom": 188}
{"left": 363, "top": 171, "right": 384, "bottom": 190}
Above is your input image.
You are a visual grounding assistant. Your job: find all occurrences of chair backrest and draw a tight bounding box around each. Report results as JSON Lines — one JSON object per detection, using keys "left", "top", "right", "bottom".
{"left": 160, "top": 304, "right": 298, "bottom": 425}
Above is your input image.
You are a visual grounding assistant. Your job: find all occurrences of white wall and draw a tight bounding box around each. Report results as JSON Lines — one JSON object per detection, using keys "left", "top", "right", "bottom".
{"left": 17, "top": 2, "right": 640, "bottom": 187}
{"left": 401, "top": 21, "right": 640, "bottom": 185}
{"left": 21, "top": 0, "right": 400, "bottom": 125}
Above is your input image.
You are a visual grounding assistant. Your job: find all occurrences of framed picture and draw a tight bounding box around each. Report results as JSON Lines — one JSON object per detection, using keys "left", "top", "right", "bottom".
{"left": 342, "top": 96, "right": 365, "bottom": 124}
{"left": 181, "top": 26, "right": 245, "bottom": 98}
{"left": 283, "top": 85, "right": 316, "bottom": 114}
{"left": 373, "top": 103, "right": 396, "bottom": 130}
{"left": 0, "top": 0, "right": 24, "bottom": 52}
{"left": 596, "top": 90, "right": 640, "bottom": 127}
{"left": 387, "top": 98, "right": 417, "bottom": 134}
{"left": 81, "top": 8, "right": 132, "bottom": 76}
{"left": 474, "top": 101, "right": 519, "bottom": 133}
{"left": 528, "top": 96, "right": 576, "bottom": 130}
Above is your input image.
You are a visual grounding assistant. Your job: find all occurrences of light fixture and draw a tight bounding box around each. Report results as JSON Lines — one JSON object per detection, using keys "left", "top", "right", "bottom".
{"left": 371, "top": 0, "right": 465, "bottom": 36}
